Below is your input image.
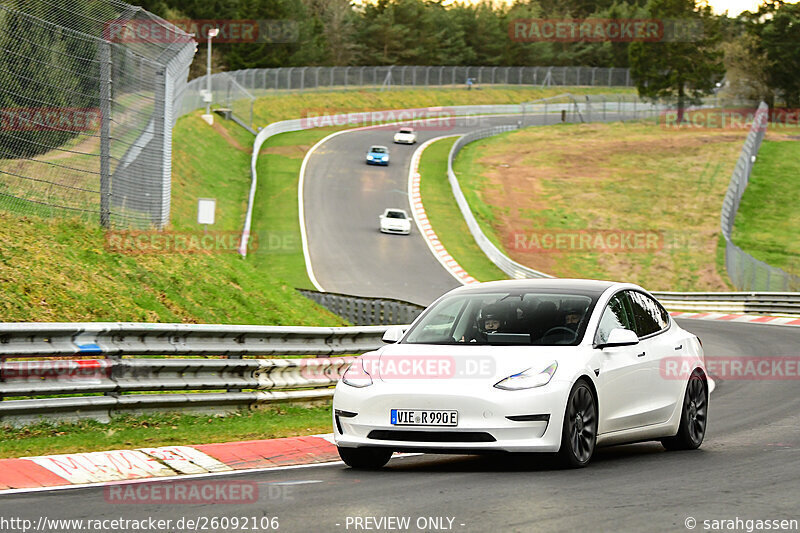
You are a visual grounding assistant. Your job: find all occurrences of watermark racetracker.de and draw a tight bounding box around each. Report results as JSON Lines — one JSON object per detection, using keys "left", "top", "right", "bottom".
{"left": 662, "top": 356, "right": 800, "bottom": 381}
{"left": 0, "top": 107, "right": 100, "bottom": 132}
{"left": 509, "top": 230, "right": 665, "bottom": 254}
{"left": 104, "top": 230, "right": 297, "bottom": 255}
{"left": 509, "top": 18, "right": 704, "bottom": 42}
{"left": 300, "top": 107, "right": 456, "bottom": 131}
{"left": 103, "top": 19, "right": 298, "bottom": 43}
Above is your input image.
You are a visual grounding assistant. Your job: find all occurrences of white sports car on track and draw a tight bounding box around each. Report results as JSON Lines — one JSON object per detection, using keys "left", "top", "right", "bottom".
{"left": 333, "top": 279, "right": 710, "bottom": 469}
{"left": 379, "top": 208, "right": 412, "bottom": 235}
{"left": 393, "top": 127, "right": 418, "bottom": 144}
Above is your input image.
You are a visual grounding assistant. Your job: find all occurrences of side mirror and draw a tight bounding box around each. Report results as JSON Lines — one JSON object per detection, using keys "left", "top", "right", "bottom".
{"left": 382, "top": 325, "right": 407, "bottom": 343}
{"left": 596, "top": 328, "right": 639, "bottom": 349}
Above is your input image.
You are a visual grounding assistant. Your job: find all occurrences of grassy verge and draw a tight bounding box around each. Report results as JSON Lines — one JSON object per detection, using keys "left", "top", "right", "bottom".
{"left": 444, "top": 122, "right": 751, "bottom": 291}
{"left": 0, "top": 403, "right": 332, "bottom": 458}
{"left": 732, "top": 134, "right": 800, "bottom": 276}
{"left": 250, "top": 86, "right": 634, "bottom": 126}
{"left": 0, "top": 110, "right": 342, "bottom": 325}
{"left": 249, "top": 127, "right": 344, "bottom": 289}
{"left": 418, "top": 137, "right": 507, "bottom": 281}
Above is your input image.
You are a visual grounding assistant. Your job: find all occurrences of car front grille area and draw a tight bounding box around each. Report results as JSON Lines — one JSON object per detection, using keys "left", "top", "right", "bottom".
{"left": 367, "top": 430, "right": 496, "bottom": 443}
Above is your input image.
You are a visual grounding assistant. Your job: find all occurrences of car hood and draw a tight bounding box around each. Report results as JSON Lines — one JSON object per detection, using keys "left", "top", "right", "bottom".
{"left": 371, "top": 342, "right": 574, "bottom": 384}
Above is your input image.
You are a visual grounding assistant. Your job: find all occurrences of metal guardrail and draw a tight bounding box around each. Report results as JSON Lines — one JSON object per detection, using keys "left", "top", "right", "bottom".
{"left": 651, "top": 292, "right": 800, "bottom": 316}
{"left": 297, "top": 290, "right": 424, "bottom": 325}
{"left": 239, "top": 102, "right": 573, "bottom": 257}
{"left": 447, "top": 95, "right": 671, "bottom": 280}
{"left": 0, "top": 323, "right": 389, "bottom": 425}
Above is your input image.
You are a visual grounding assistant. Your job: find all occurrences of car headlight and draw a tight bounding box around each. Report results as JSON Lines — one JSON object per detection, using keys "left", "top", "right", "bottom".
{"left": 342, "top": 359, "right": 373, "bottom": 388}
{"left": 367, "top": 155, "right": 373, "bottom": 160}
{"left": 494, "top": 362, "right": 557, "bottom": 390}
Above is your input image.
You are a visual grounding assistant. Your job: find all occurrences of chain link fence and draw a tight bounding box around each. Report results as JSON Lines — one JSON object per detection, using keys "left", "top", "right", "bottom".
{"left": 720, "top": 102, "right": 800, "bottom": 291}
{"left": 0, "top": 0, "right": 195, "bottom": 228}
{"left": 176, "top": 66, "right": 634, "bottom": 130}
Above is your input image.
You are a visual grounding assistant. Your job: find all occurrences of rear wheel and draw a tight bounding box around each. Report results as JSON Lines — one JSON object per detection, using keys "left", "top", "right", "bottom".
{"left": 662, "top": 370, "right": 707, "bottom": 451}
{"left": 558, "top": 380, "right": 597, "bottom": 468}
{"left": 338, "top": 446, "right": 393, "bottom": 469}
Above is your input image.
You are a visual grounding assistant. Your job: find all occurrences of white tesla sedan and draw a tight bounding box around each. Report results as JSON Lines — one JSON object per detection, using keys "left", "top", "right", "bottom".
{"left": 379, "top": 208, "right": 411, "bottom": 235}
{"left": 333, "top": 279, "right": 710, "bottom": 468}
{"left": 393, "top": 127, "right": 418, "bottom": 144}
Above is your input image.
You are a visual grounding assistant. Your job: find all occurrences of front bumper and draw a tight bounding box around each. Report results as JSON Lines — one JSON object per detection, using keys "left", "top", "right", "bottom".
{"left": 380, "top": 225, "right": 411, "bottom": 235}
{"left": 366, "top": 158, "right": 389, "bottom": 166}
{"left": 333, "top": 380, "right": 569, "bottom": 453}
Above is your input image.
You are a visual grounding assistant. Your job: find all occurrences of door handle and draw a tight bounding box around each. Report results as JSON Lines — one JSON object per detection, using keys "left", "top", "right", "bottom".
{"left": 674, "top": 344, "right": 683, "bottom": 351}
{"left": 636, "top": 351, "right": 646, "bottom": 357}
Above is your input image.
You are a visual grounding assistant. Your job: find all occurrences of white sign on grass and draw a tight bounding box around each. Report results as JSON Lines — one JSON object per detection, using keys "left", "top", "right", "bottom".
{"left": 197, "top": 198, "right": 216, "bottom": 225}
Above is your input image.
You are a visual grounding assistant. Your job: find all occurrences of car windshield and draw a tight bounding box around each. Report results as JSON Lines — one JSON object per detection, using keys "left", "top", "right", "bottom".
{"left": 386, "top": 211, "right": 406, "bottom": 219}
{"left": 403, "top": 291, "right": 595, "bottom": 346}
{"left": 371, "top": 147, "right": 387, "bottom": 153}
{"left": 399, "top": 129, "right": 413, "bottom": 134}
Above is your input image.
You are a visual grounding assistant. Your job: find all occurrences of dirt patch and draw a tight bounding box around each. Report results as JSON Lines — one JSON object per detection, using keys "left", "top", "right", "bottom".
{"left": 212, "top": 122, "right": 252, "bottom": 153}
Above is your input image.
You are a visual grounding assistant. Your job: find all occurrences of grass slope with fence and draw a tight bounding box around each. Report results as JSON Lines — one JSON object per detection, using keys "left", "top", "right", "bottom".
{"left": 418, "top": 120, "right": 761, "bottom": 291}
{"left": 731, "top": 133, "right": 800, "bottom": 278}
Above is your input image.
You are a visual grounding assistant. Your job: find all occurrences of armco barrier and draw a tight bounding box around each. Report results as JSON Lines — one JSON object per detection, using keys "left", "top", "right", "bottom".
{"left": 0, "top": 323, "right": 389, "bottom": 425}
{"left": 298, "top": 290, "right": 424, "bottom": 325}
{"left": 446, "top": 96, "right": 671, "bottom": 280}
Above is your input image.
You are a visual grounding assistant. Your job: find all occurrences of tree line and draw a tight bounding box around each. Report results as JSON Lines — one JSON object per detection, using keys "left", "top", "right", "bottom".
{"left": 129, "top": 0, "right": 799, "bottom": 107}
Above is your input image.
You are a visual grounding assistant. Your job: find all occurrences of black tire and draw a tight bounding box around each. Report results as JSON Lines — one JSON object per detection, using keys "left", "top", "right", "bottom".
{"left": 338, "top": 446, "right": 393, "bottom": 469}
{"left": 557, "top": 380, "right": 597, "bottom": 468}
{"left": 661, "top": 370, "right": 707, "bottom": 451}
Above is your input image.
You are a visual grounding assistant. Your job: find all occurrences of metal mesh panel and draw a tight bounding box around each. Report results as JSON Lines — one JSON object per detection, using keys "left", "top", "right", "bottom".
{"left": 719, "top": 102, "right": 800, "bottom": 290}
{"left": 0, "top": 0, "right": 195, "bottom": 228}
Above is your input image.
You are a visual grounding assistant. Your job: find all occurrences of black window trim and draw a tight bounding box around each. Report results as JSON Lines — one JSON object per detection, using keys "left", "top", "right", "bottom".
{"left": 625, "top": 289, "right": 672, "bottom": 341}
{"left": 594, "top": 289, "right": 671, "bottom": 344}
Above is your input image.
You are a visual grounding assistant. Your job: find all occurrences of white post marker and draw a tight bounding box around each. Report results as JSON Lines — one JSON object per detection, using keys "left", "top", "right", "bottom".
{"left": 197, "top": 198, "right": 216, "bottom": 234}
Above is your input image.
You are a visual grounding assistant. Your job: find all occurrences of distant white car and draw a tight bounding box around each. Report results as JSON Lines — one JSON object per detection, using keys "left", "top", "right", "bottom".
{"left": 393, "top": 127, "right": 417, "bottom": 145}
{"left": 379, "top": 208, "right": 411, "bottom": 235}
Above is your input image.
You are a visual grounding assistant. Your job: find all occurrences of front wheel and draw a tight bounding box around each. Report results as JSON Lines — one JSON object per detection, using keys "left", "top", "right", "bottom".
{"left": 338, "top": 446, "right": 393, "bottom": 469}
{"left": 661, "top": 370, "right": 707, "bottom": 451}
{"left": 557, "top": 380, "right": 597, "bottom": 468}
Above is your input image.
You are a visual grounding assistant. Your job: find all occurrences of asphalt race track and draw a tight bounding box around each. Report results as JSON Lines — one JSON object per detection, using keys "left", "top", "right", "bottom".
{"left": 302, "top": 112, "right": 624, "bottom": 305}
{"left": 2, "top": 113, "right": 798, "bottom": 532}
{"left": 1, "top": 319, "right": 798, "bottom": 532}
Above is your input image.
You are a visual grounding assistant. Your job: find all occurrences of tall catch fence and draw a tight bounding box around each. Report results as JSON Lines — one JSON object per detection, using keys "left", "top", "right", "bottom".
{"left": 176, "top": 66, "right": 634, "bottom": 131}
{"left": 0, "top": 0, "right": 195, "bottom": 228}
{"left": 720, "top": 102, "right": 800, "bottom": 290}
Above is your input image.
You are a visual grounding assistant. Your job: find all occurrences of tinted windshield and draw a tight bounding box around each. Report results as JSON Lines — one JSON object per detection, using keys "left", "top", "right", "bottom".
{"left": 386, "top": 211, "right": 406, "bottom": 219}
{"left": 399, "top": 129, "right": 413, "bottom": 134}
{"left": 371, "top": 147, "right": 387, "bottom": 153}
{"left": 403, "top": 291, "right": 595, "bottom": 346}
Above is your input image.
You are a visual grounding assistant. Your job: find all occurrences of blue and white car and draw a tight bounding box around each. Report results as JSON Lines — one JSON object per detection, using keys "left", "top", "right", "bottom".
{"left": 366, "top": 145, "right": 390, "bottom": 166}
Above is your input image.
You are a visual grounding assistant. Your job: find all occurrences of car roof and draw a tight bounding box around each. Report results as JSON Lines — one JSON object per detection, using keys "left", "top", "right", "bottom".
{"left": 370, "top": 145, "right": 388, "bottom": 150}
{"left": 447, "top": 278, "right": 621, "bottom": 297}
{"left": 398, "top": 127, "right": 414, "bottom": 132}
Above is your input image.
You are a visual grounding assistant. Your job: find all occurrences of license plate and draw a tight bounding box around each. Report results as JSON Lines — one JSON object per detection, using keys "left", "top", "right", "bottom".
{"left": 390, "top": 409, "right": 458, "bottom": 426}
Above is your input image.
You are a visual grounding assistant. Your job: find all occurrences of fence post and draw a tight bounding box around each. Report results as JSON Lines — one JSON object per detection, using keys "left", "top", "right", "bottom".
{"left": 99, "top": 40, "right": 112, "bottom": 228}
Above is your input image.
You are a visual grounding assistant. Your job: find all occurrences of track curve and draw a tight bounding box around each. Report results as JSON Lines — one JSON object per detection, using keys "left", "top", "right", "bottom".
{"left": 2, "top": 113, "right": 797, "bottom": 532}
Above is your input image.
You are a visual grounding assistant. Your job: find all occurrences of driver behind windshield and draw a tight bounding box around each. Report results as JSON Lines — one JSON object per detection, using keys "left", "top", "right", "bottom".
{"left": 460, "top": 302, "right": 506, "bottom": 342}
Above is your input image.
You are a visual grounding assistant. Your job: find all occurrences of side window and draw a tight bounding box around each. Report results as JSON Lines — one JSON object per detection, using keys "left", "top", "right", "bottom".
{"left": 595, "top": 293, "right": 633, "bottom": 345}
{"left": 627, "top": 291, "right": 668, "bottom": 338}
